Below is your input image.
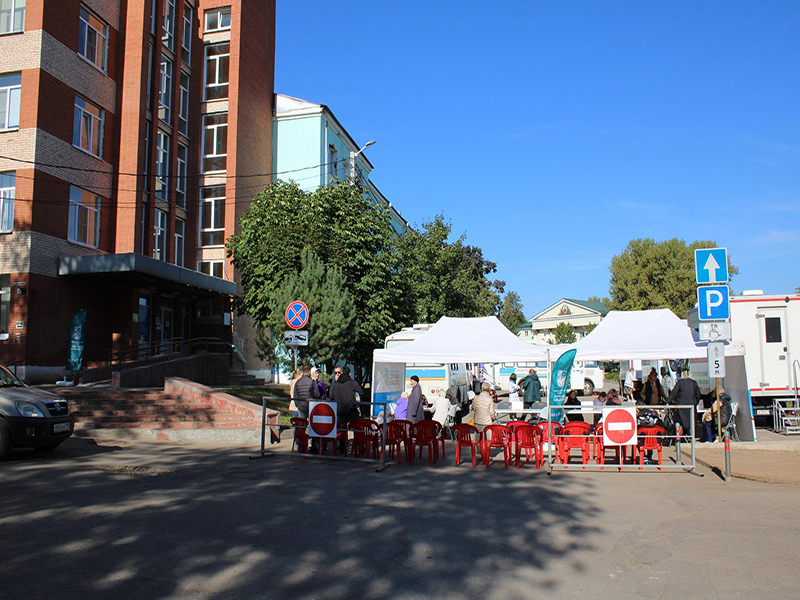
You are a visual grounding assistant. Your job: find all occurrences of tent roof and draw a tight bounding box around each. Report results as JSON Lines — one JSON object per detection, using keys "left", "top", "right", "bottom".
{"left": 561, "top": 309, "right": 745, "bottom": 360}
{"left": 373, "top": 316, "right": 549, "bottom": 363}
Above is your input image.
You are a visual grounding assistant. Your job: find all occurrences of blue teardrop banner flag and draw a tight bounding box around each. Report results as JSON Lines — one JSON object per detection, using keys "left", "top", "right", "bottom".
{"left": 548, "top": 349, "right": 577, "bottom": 422}
{"left": 66, "top": 309, "right": 87, "bottom": 372}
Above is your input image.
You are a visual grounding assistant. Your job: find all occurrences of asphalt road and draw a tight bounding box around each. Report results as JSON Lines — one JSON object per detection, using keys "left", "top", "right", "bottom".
{"left": 1, "top": 437, "right": 797, "bottom": 600}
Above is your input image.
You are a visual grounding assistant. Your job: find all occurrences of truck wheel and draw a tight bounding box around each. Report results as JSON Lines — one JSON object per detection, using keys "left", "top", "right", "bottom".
{"left": 0, "top": 419, "right": 12, "bottom": 461}
{"left": 583, "top": 380, "right": 595, "bottom": 396}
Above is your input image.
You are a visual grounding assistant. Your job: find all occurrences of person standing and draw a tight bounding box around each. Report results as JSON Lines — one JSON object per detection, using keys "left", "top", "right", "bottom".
{"left": 473, "top": 382, "right": 497, "bottom": 432}
{"left": 311, "top": 367, "right": 327, "bottom": 399}
{"left": 407, "top": 375, "right": 425, "bottom": 424}
{"left": 623, "top": 366, "right": 636, "bottom": 401}
{"left": 508, "top": 373, "right": 520, "bottom": 418}
{"left": 431, "top": 392, "right": 452, "bottom": 427}
{"left": 668, "top": 368, "right": 702, "bottom": 438}
{"left": 292, "top": 365, "right": 320, "bottom": 419}
{"left": 519, "top": 368, "right": 542, "bottom": 421}
{"left": 642, "top": 369, "right": 667, "bottom": 406}
{"left": 288, "top": 369, "right": 302, "bottom": 418}
{"left": 329, "top": 366, "right": 364, "bottom": 453}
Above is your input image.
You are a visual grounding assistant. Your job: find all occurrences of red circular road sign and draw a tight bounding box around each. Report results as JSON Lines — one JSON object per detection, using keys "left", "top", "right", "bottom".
{"left": 603, "top": 408, "right": 637, "bottom": 445}
{"left": 308, "top": 402, "right": 337, "bottom": 437}
{"left": 285, "top": 301, "right": 309, "bottom": 330}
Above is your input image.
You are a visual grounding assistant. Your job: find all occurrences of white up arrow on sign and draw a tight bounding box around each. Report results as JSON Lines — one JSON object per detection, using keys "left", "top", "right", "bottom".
{"left": 703, "top": 253, "right": 720, "bottom": 283}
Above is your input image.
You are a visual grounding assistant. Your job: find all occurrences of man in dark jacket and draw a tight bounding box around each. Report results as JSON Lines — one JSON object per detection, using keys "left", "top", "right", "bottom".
{"left": 667, "top": 369, "right": 701, "bottom": 438}
{"left": 519, "top": 368, "right": 542, "bottom": 416}
{"left": 329, "top": 366, "right": 363, "bottom": 453}
{"left": 407, "top": 375, "right": 425, "bottom": 424}
{"left": 293, "top": 365, "right": 320, "bottom": 418}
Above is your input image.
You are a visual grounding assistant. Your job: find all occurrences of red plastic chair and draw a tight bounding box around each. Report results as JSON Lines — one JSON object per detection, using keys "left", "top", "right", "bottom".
{"left": 433, "top": 421, "right": 448, "bottom": 460}
{"left": 593, "top": 422, "right": 628, "bottom": 469}
{"left": 290, "top": 417, "right": 309, "bottom": 453}
{"left": 557, "top": 422, "right": 592, "bottom": 467}
{"left": 350, "top": 419, "right": 380, "bottom": 459}
{"left": 482, "top": 424, "right": 512, "bottom": 468}
{"left": 386, "top": 419, "right": 413, "bottom": 464}
{"left": 638, "top": 426, "right": 666, "bottom": 470}
{"left": 514, "top": 425, "right": 543, "bottom": 469}
{"left": 506, "top": 420, "right": 529, "bottom": 456}
{"left": 412, "top": 421, "right": 439, "bottom": 466}
{"left": 534, "top": 421, "right": 561, "bottom": 464}
{"left": 453, "top": 424, "right": 482, "bottom": 467}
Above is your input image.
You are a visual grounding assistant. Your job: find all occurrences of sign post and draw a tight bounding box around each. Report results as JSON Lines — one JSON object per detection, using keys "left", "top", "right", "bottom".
{"left": 285, "top": 301, "right": 310, "bottom": 371}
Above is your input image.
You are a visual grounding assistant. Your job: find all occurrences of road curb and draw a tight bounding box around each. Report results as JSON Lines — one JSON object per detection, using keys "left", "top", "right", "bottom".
{"left": 693, "top": 455, "right": 800, "bottom": 486}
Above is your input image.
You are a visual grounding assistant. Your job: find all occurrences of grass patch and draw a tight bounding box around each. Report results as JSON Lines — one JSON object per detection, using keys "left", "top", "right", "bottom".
{"left": 219, "top": 385, "right": 293, "bottom": 426}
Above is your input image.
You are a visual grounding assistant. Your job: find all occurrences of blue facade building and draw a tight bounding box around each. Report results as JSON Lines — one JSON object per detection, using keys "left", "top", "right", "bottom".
{"left": 273, "top": 94, "right": 409, "bottom": 236}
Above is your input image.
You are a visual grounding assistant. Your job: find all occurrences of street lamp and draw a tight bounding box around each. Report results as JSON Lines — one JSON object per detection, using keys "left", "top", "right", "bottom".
{"left": 350, "top": 139, "right": 376, "bottom": 181}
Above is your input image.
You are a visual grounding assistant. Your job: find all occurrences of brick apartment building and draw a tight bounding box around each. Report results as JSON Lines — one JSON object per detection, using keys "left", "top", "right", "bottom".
{"left": 0, "top": 0, "right": 275, "bottom": 381}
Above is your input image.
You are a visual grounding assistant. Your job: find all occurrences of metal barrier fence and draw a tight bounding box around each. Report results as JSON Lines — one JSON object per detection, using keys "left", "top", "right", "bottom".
{"left": 260, "top": 400, "right": 702, "bottom": 474}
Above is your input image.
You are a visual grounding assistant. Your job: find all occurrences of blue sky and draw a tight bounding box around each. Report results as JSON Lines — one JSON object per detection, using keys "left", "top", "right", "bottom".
{"left": 275, "top": 1, "right": 800, "bottom": 318}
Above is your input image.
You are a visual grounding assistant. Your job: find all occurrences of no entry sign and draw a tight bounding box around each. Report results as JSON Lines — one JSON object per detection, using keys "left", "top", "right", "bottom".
{"left": 285, "top": 301, "right": 309, "bottom": 330}
{"left": 602, "top": 407, "right": 637, "bottom": 446}
{"left": 308, "top": 401, "right": 338, "bottom": 438}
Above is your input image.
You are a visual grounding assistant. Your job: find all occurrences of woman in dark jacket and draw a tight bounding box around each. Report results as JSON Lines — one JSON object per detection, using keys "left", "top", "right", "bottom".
{"left": 564, "top": 389, "right": 583, "bottom": 422}
{"left": 642, "top": 369, "right": 667, "bottom": 406}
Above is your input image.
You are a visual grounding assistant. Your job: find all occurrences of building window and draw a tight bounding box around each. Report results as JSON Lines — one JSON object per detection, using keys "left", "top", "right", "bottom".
{"left": 159, "top": 57, "right": 172, "bottom": 123}
{"left": 204, "top": 7, "right": 230, "bottom": 32}
{"left": 327, "top": 144, "right": 338, "bottom": 183}
{"left": 202, "top": 113, "right": 226, "bottom": 172}
{"left": 0, "top": 73, "right": 21, "bottom": 131}
{"left": 176, "top": 143, "right": 187, "bottom": 208}
{"left": 198, "top": 260, "right": 224, "bottom": 279}
{"left": 162, "top": 0, "right": 175, "bottom": 50}
{"left": 200, "top": 185, "right": 225, "bottom": 246}
{"left": 73, "top": 96, "right": 103, "bottom": 157}
{"left": 153, "top": 209, "right": 167, "bottom": 260}
{"left": 146, "top": 42, "right": 154, "bottom": 108}
{"left": 78, "top": 6, "right": 108, "bottom": 72}
{"left": 0, "top": 0, "right": 25, "bottom": 34}
{"left": 155, "top": 130, "right": 169, "bottom": 200}
{"left": 68, "top": 186, "right": 100, "bottom": 247}
{"left": 178, "top": 71, "right": 189, "bottom": 136}
{"left": 204, "top": 43, "right": 229, "bottom": 100}
{"left": 182, "top": 4, "right": 192, "bottom": 63}
{"left": 150, "top": 0, "right": 156, "bottom": 34}
{"left": 0, "top": 172, "right": 14, "bottom": 232}
{"left": 174, "top": 217, "right": 185, "bottom": 267}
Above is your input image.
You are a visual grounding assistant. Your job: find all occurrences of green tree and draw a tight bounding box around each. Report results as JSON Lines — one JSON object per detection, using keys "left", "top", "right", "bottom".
{"left": 498, "top": 291, "right": 527, "bottom": 331}
{"left": 256, "top": 248, "right": 357, "bottom": 373}
{"left": 585, "top": 322, "right": 598, "bottom": 335}
{"left": 228, "top": 180, "right": 413, "bottom": 378}
{"left": 399, "top": 214, "right": 504, "bottom": 323}
{"left": 608, "top": 238, "right": 739, "bottom": 317}
{"left": 553, "top": 322, "right": 576, "bottom": 344}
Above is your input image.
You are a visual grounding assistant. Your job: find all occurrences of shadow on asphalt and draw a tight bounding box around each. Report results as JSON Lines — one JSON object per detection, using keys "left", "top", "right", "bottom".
{"left": 1, "top": 439, "right": 604, "bottom": 599}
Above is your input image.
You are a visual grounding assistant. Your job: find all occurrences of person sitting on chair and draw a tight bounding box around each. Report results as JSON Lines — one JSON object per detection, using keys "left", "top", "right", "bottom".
{"left": 702, "top": 386, "right": 732, "bottom": 443}
{"left": 431, "top": 391, "right": 452, "bottom": 427}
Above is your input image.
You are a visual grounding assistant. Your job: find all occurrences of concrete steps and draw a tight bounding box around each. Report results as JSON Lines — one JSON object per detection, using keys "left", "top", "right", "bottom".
{"left": 52, "top": 387, "right": 262, "bottom": 435}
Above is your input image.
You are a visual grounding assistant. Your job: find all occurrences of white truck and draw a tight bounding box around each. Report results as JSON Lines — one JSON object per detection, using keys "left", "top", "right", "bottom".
{"left": 489, "top": 359, "right": 605, "bottom": 397}
{"left": 689, "top": 290, "right": 800, "bottom": 421}
{"left": 384, "top": 324, "right": 472, "bottom": 407}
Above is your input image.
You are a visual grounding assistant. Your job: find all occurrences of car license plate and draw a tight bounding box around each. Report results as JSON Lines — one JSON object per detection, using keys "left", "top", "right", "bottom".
{"left": 755, "top": 409, "right": 771, "bottom": 416}
{"left": 53, "top": 422, "right": 71, "bottom": 433}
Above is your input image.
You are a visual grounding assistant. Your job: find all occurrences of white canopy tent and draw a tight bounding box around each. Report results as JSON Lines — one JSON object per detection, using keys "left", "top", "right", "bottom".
{"left": 559, "top": 309, "right": 745, "bottom": 361}
{"left": 373, "top": 315, "right": 550, "bottom": 364}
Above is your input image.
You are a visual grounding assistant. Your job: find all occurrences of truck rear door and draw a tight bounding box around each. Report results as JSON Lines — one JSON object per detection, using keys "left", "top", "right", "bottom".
{"left": 757, "top": 307, "right": 790, "bottom": 391}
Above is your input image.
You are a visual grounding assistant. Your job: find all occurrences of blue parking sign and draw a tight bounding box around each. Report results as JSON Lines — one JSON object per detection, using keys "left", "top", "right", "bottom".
{"left": 695, "top": 248, "right": 728, "bottom": 284}
{"left": 697, "top": 286, "right": 730, "bottom": 321}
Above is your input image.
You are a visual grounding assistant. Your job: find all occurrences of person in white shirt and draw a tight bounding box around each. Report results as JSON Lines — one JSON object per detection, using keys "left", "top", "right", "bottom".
{"left": 431, "top": 392, "right": 452, "bottom": 426}
{"left": 624, "top": 368, "right": 635, "bottom": 401}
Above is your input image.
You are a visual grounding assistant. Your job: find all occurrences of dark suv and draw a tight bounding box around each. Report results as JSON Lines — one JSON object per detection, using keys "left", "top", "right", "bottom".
{"left": 0, "top": 363, "right": 74, "bottom": 460}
